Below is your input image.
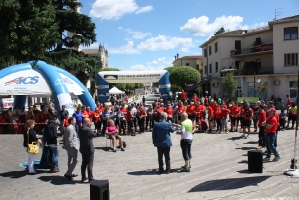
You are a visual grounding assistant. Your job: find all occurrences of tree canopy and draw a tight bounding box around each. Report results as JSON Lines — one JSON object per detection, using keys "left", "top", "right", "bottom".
{"left": 0, "top": 0, "right": 101, "bottom": 96}
{"left": 165, "top": 66, "right": 201, "bottom": 92}
{"left": 222, "top": 72, "right": 237, "bottom": 98}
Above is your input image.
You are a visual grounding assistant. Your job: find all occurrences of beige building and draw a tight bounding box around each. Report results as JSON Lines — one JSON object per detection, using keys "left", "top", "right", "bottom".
{"left": 200, "top": 14, "right": 299, "bottom": 102}
{"left": 172, "top": 54, "right": 203, "bottom": 71}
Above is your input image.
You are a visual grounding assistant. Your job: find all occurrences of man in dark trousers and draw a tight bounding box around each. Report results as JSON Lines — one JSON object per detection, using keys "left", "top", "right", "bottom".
{"left": 152, "top": 112, "right": 174, "bottom": 174}
{"left": 79, "top": 117, "right": 97, "bottom": 182}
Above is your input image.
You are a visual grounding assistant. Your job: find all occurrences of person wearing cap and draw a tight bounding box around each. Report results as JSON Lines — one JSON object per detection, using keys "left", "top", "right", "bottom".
{"left": 45, "top": 115, "right": 60, "bottom": 173}
{"left": 262, "top": 108, "right": 281, "bottom": 162}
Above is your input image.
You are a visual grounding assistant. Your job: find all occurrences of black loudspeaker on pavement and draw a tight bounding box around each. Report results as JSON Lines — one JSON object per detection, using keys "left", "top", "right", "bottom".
{"left": 248, "top": 150, "right": 263, "bottom": 173}
{"left": 290, "top": 158, "right": 297, "bottom": 169}
{"left": 90, "top": 180, "right": 110, "bottom": 200}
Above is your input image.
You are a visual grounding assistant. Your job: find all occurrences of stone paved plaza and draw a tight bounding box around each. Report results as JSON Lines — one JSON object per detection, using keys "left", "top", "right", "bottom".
{"left": 0, "top": 128, "right": 299, "bottom": 200}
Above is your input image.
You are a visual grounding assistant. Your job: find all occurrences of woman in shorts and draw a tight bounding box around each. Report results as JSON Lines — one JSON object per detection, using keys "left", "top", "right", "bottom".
{"left": 105, "top": 119, "right": 125, "bottom": 152}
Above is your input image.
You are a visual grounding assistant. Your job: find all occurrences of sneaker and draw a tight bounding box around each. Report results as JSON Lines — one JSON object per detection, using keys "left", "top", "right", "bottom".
{"left": 181, "top": 167, "right": 190, "bottom": 172}
{"left": 221, "top": 130, "right": 225, "bottom": 134}
{"left": 241, "top": 134, "right": 246, "bottom": 138}
{"left": 121, "top": 148, "right": 125, "bottom": 151}
{"left": 245, "top": 135, "right": 250, "bottom": 139}
{"left": 263, "top": 157, "right": 271, "bottom": 161}
{"left": 257, "top": 145, "right": 262, "bottom": 149}
{"left": 272, "top": 157, "right": 281, "bottom": 162}
{"left": 181, "top": 165, "right": 191, "bottom": 169}
{"left": 64, "top": 174, "right": 73, "bottom": 181}
{"left": 113, "top": 149, "right": 116, "bottom": 152}
{"left": 226, "top": 130, "right": 229, "bottom": 134}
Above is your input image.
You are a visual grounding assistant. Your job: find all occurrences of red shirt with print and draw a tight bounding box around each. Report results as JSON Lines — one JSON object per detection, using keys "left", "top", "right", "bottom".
{"left": 265, "top": 116, "right": 278, "bottom": 134}
{"left": 181, "top": 92, "right": 187, "bottom": 101}
{"left": 178, "top": 105, "right": 185, "bottom": 115}
{"left": 186, "top": 104, "right": 195, "bottom": 116}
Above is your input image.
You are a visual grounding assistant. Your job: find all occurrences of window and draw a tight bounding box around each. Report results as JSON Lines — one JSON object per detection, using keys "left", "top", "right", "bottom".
{"left": 214, "top": 42, "right": 218, "bottom": 53}
{"left": 284, "top": 27, "right": 298, "bottom": 40}
{"left": 290, "top": 81, "right": 298, "bottom": 99}
{"left": 204, "top": 49, "right": 207, "bottom": 57}
{"left": 209, "top": 64, "right": 212, "bottom": 73}
{"left": 284, "top": 53, "right": 298, "bottom": 66}
{"left": 204, "top": 65, "right": 207, "bottom": 74}
{"left": 186, "top": 63, "right": 189, "bottom": 66}
{"left": 215, "top": 62, "right": 218, "bottom": 72}
{"left": 196, "top": 64, "right": 199, "bottom": 69}
{"left": 209, "top": 46, "right": 212, "bottom": 55}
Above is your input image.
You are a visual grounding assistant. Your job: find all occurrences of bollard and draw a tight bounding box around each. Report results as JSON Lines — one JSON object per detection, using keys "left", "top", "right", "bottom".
{"left": 90, "top": 180, "right": 109, "bottom": 200}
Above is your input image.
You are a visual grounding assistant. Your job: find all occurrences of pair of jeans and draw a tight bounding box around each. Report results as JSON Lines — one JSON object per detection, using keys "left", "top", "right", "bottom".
{"left": 28, "top": 153, "right": 36, "bottom": 173}
{"left": 265, "top": 133, "right": 280, "bottom": 158}
{"left": 49, "top": 146, "right": 59, "bottom": 163}
{"left": 180, "top": 139, "right": 192, "bottom": 161}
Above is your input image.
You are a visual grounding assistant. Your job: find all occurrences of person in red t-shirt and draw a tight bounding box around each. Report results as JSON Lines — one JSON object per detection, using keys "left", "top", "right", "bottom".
{"left": 194, "top": 101, "right": 202, "bottom": 123}
{"left": 262, "top": 108, "right": 280, "bottom": 161}
{"left": 230, "top": 102, "right": 240, "bottom": 132}
{"left": 186, "top": 101, "right": 195, "bottom": 121}
{"left": 220, "top": 105, "right": 230, "bottom": 133}
{"left": 207, "top": 103, "right": 213, "bottom": 133}
{"left": 93, "top": 108, "right": 101, "bottom": 134}
{"left": 81, "top": 106, "right": 89, "bottom": 119}
{"left": 180, "top": 90, "right": 187, "bottom": 104}
{"left": 177, "top": 101, "right": 185, "bottom": 122}
{"left": 192, "top": 93, "right": 199, "bottom": 101}
{"left": 86, "top": 106, "right": 94, "bottom": 123}
{"left": 257, "top": 104, "right": 267, "bottom": 149}
{"left": 242, "top": 103, "right": 253, "bottom": 139}
{"left": 215, "top": 105, "right": 222, "bottom": 132}
{"left": 164, "top": 102, "right": 174, "bottom": 122}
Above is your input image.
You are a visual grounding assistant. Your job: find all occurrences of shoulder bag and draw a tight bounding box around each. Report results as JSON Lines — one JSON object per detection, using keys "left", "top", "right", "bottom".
{"left": 27, "top": 128, "right": 39, "bottom": 154}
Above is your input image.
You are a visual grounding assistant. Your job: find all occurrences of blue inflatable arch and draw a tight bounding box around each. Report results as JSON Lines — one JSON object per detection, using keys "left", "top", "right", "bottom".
{"left": 0, "top": 61, "right": 95, "bottom": 114}
{"left": 97, "top": 70, "right": 171, "bottom": 104}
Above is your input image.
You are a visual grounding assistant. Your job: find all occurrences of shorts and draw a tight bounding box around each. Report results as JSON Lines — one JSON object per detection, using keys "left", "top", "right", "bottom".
{"left": 242, "top": 120, "right": 251, "bottom": 128}
{"left": 208, "top": 116, "right": 213, "bottom": 121}
{"left": 108, "top": 135, "right": 120, "bottom": 139}
{"left": 221, "top": 118, "right": 227, "bottom": 125}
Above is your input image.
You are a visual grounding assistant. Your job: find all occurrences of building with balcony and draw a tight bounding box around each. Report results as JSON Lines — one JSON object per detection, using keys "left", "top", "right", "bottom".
{"left": 200, "top": 14, "right": 299, "bottom": 102}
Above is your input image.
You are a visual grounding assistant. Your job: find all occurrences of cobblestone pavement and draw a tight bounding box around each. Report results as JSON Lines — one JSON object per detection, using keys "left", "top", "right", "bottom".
{"left": 0, "top": 128, "right": 299, "bottom": 200}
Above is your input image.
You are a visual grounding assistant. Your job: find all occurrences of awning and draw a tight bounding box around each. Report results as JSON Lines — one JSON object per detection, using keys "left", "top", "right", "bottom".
{"left": 185, "top": 80, "right": 208, "bottom": 91}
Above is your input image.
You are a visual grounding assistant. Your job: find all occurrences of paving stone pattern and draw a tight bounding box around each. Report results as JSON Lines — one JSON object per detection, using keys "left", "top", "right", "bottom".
{"left": 0, "top": 128, "right": 299, "bottom": 200}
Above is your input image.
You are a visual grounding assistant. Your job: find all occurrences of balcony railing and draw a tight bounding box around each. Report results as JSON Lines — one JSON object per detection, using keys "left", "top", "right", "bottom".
{"left": 231, "top": 44, "right": 273, "bottom": 56}
{"left": 220, "top": 67, "right": 273, "bottom": 77}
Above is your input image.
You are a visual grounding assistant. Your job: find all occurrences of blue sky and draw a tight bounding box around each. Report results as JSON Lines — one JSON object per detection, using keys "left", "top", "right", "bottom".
{"left": 80, "top": 0, "right": 299, "bottom": 71}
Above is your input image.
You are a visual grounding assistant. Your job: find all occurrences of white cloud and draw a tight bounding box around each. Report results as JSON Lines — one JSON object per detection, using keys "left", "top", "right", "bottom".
{"left": 137, "top": 35, "right": 194, "bottom": 52}
{"left": 135, "top": 6, "right": 153, "bottom": 14}
{"left": 126, "top": 64, "right": 165, "bottom": 71}
{"left": 180, "top": 15, "right": 245, "bottom": 36}
{"left": 108, "top": 41, "right": 140, "bottom": 54}
{"left": 89, "top": 0, "right": 152, "bottom": 20}
{"left": 118, "top": 27, "right": 122, "bottom": 30}
{"left": 124, "top": 29, "right": 151, "bottom": 39}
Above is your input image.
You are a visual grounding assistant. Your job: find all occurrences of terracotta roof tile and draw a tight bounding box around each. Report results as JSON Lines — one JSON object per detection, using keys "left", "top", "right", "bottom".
{"left": 180, "top": 56, "right": 203, "bottom": 59}
{"left": 273, "top": 14, "right": 299, "bottom": 21}
{"left": 246, "top": 26, "right": 270, "bottom": 33}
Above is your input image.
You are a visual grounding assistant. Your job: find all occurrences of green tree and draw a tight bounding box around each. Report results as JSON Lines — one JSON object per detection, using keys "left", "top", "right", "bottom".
{"left": 168, "top": 66, "right": 201, "bottom": 90}
{"left": 222, "top": 72, "right": 237, "bottom": 98}
{"left": 255, "top": 84, "right": 269, "bottom": 99}
{"left": 0, "top": 0, "right": 58, "bottom": 67}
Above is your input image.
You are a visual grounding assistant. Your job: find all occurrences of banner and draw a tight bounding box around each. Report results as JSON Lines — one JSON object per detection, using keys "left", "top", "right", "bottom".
{"left": 98, "top": 70, "right": 167, "bottom": 83}
{"left": 0, "top": 98, "right": 14, "bottom": 109}
{"left": 0, "top": 69, "right": 51, "bottom": 95}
